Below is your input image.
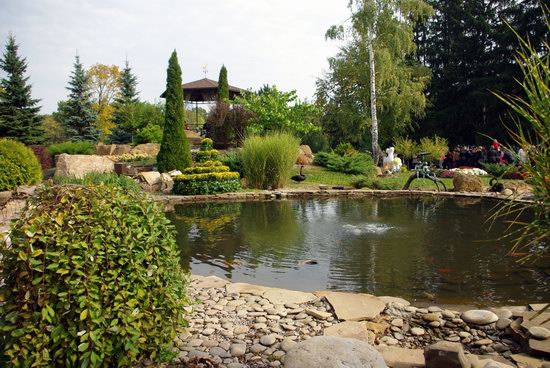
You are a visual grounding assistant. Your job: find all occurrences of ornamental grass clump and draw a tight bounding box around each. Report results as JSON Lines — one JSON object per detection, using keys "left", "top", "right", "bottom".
{"left": 0, "top": 185, "right": 188, "bottom": 367}
{"left": 0, "top": 139, "right": 42, "bottom": 191}
{"left": 241, "top": 132, "right": 300, "bottom": 189}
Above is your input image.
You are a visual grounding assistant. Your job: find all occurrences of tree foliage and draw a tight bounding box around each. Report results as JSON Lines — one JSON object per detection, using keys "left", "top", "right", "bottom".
{"left": 0, "top": 34, "right": 43, "bottom": 144}
{"left": 87, "top": 64, "right": 121, "bottom": 139}
{"left": 218, "top": 64, "right": 229, "bottom": 102}
{"left": 157, "top": 51, "right": 192, "bottom": 172}
{"left": 236, "top": 85, "right": 319, "bottom": 137}
{"left": 59, "top": 56, "right": 98, "bottom": 141}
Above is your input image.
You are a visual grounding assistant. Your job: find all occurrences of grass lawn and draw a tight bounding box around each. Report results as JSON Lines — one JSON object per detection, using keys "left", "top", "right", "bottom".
{"left": 285, "top": 165, "right": 499, "bottom": 191}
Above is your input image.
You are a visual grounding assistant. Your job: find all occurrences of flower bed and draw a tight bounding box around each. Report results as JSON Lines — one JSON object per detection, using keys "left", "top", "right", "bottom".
{"left": 450, "top": 167, "right": 488, "bottom": 176}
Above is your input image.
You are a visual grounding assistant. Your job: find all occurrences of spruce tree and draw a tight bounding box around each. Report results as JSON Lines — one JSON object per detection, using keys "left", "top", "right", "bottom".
{"left": 0, "top": 34, "right": 43, "bottom": 144}
{"left": 217, "top": 64, "right": 229, "bottom": 102}
{"left": 157, "top": 51, "right": 192, "bottom": 172}
{"left": 61, "top": 55, "right": 98, "bottom": 141}
{"left": 110, "top": 60, "right": 139, "bottom": 143}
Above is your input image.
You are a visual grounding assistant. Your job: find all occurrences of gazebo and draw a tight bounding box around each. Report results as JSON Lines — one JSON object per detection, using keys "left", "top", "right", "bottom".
{"left": 160, "top": 77, "right": 243, "bottom": 130}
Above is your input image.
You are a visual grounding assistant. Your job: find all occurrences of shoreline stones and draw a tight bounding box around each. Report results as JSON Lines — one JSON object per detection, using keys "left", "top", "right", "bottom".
{"left": 173, "top": 275, "right": 544, "bottom": 368}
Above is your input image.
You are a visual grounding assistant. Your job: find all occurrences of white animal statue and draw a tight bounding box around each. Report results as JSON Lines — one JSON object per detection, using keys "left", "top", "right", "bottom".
{"left": 392, "top": 156, "right": 402, "bottom": 173}
{"left": 383, "top": 147, "right": 395, "bottom": 173}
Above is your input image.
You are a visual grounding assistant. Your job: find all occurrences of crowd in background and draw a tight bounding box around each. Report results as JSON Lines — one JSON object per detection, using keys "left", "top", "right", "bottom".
{"left": 439, "top": 140, "right": 526, "bottom": 169}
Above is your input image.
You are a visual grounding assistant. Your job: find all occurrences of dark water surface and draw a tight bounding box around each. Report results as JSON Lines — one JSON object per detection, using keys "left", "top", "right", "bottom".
{"left": 167, "top": 197, "right": 549, "bottom": 306}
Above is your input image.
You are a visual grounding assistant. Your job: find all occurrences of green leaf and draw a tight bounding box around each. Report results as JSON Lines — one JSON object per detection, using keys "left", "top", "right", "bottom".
{"left": 80, "top": 309, "right": 88, "bottom": 321}
{"left": 78, "top": 342, "right": 89, "bottom": 352}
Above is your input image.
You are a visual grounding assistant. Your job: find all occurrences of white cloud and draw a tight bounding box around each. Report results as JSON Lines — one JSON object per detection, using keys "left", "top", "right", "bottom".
{"left": 0, "top": 0, "right": 349, "bottom": 112}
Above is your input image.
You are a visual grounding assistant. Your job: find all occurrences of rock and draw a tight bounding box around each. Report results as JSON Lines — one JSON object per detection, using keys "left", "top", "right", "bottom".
{"left": 424, "top": 341, "right": 471, "bottom": 368}
{"left": 95, "top": 143, "right": 115, "bottom": 156}
{"left": 0, "top": 191, "right": 11, "bottom": 207}
{"left": 391, "top": 319, "right": 404, "bottom": 328}
{"left": 461, "top": 310, "right": 498, "bottom": 325}
{"left": 281, "top": 339, "right": 298, "bottom": 352}
{"left": 501, "top": 189, "right": 514, "bottom": 197}
{"left": 112, "top": 144, "right": 132, "bottom": 156}
{"left": 296, "top": 145, "right": 314, "bottom": 165}
{"left": 496, "top": 318, "right": 512, "bottom": 330}
{"left": 320, "top": 291, "right": 386, "bottom": 321}
{"left": 411, "top": 327, "right": 425, "bottom": 336}
{"left": 233, "top": 325, "right": 249, "bottom": 334}
{"left": 324, "top": 321, "right": 374, "bottom": 343}
{"left": 474, "top": 339, "right": 493, "bottom": 346}
{"left": 131, "top": 143, "right": 160, "bottom": 156}
{"left": 511, "top": 353, "right": 546, "bottom": 367}
{"left": 263, "top": 288, "right": 316, "bottom": 305}
{"left": 54, "top": 154, "right": 115, "bottom": 179}
{"left": 250, "top": 344, "right": 267, "bottom": 353}
{"left": 226, "top": 282, "right": 271, "bottom": 296}
{"left": 139, "top": 171, "right": 161, "bottom": 185}
{"left": 209, "top": 347, "right": 230, "bottom": 358}
{"left": 202, "top": 328, "right": 215, "bottom": 336}
{"left": 160, "top": 173, "right": 173, "bottom": 193}
{"left": 380, "top": 336, "right": 399, "bottom": 345}
{"left": 379, "top": 296, "right": 411, "bottom": 306}
{"left": 230, "top": 343, "right": 246, "bottom": 357}
{"left": 423, "top": 313, "right": 442, "bottom": 322}
{"left": 260, "top": 335, "right": 277, "bottom": 346}
{"left": 283, "top": 336, "right": 387, "bottom": 368}
{"left": 453, "top": 173, "right": 483, "bottom": 193}
{"left": 529, "top": 326, "right": 550, "bottom": 340}
{"left": 377, "top": 346, "right": 425, "bottom": 368}
{"left": 305, "top": 308, "right": 332, "bottom": 320}
{"left": 194, "top": 276, "right": 229, "bottom": 289}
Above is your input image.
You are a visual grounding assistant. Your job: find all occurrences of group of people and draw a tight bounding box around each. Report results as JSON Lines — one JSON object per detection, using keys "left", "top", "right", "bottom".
{"left": 441, "top": 140, "right": 526, "bottom": 169}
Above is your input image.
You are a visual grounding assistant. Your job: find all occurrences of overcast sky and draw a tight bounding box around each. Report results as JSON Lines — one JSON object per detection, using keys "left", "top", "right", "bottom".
{"left": 0, "top": 0, "right": 350, "bottom": 113}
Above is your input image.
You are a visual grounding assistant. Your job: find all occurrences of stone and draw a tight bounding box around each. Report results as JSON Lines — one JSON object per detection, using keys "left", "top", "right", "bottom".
{"left": 424, "top": 341, "right": 471, "bottom": 368}
{"left": 230, "top": 343, "right": 246, "bottom": 357}
{"left": 111, "top": 144, "right": 132, "bottom": 156}
{"left": 296, "top": 145, "right": 314, "bottom": 165}
{"left": 321, "top": 291, "right": 386, "bottom": 321}
{"left": 95, "top": 143, "right": 115, "bottom": 156}
{"left": 226, "top": 282, "right": 271, "bottom": 296}
{"left": 263, "top": 288, "right": 316, "bottom": 305}
{"left": 411, "top": 327, "right": 425, "bottom": 336}
{"left": 511, "top": 353, "right": 546, "bottom": 367}
{"left": 366, "top": 321, "right": 390, "bottom": 335}
{"left": 260, "top": 335, "right": 277, "bottom": 346}
{"left": 130, "top": 143, "right": 160, "bottom": 156}
{"left": 380, "top": 336, "right": 399, "bottom": 345}
{"left": 496, "top": 318, "right": 512, "bottom": 330}
{"left": 391, "top": 319, "right": 404, "bottom": 328}
{"left": 305, "top": 308, "right": 332, "bottom": 320}
{"left": 54, "top": 154, "right": 115, "bottom": 179}
{"left": 461, "top": 310, "right": 498, "bottom": 325}
{"left": 250, "top": 344, "right": 267, "bottom": 353}
{"left": 283, "top": 336, "right": 387, "bottom": 368}
{"left": 453, "top": 173, "right": 483, "bottom": 193}
{"left": 209, "top": 347, "right": 230, "bottom": 358}
{"left": 529, "top": 326, "right": 550, "bottom": 340}
{"left": 234, "top": 325, "right": 249, "bottom": 334}
{"left": 377, "top": 346, "right": 425, "bottom": 368}
{"left": 202, "top": 328, "right": 215, "bottom": 336}
{"left": 194, "top": 275, "right": 229, "bottom": 289}
{"left": 529, "top": 337, "right": 550, "bottom": 356}
{"left": 281, "top": 339, "right": 298, "bottom": 352}
{"left": 324, "top": 321, "right": 373, "bottom": 343}
{"left": 379, "top": 296, "right": 411, "bottom": 306}
{"left": 423, "top": 313, "right": 442, "bottom": 322}
{"left": 474, "top": 339, "right": 493, "bottom": 346}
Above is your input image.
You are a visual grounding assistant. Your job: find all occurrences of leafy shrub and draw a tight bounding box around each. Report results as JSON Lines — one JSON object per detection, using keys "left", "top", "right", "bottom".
{"left": 107, "top": 152, "right": 154, "bottom": 163}
{"left": 173, "top": 171, "right": 241, "bottom": 195}
{"left": 361, "top": 178, "right": 402, "bottom": 190}
{"left": 136, "top": 123, "right": 163, "bottom": 144}
{"left": 0, "top": 139, "right": 42, "bottom": 191}
{"left": 200, "top": 138, "right": 214, "bottom": 150}
{"left": 53, "top": 172, "right": 140, "bottom": 191}
{"left": 220, "top": 150, "right": 244, "bottom": 177}
{"left": 301, "top": 131, "right": 330, "bottom": 153}
{"left": 334, "top": 143, "right": 357, "bottom": 157}
{"left": 481, "top": 162, "right": 516, "bottom": 178}
{"left": 314, "top": 151, "right": 376, "bottom": 176}
{"left": 183, "top": 165, "right": 230, "bottom": 174}
{"left": 0, "top": 185, "right": 188, "bottom": 367}
{"left": 419, "top": 136, "right": 448, "bottom": 162}
{"left": 241, "top": 132, "right": 299, "bottom": 189}
{"left": 29, "top": 145, "right": 54, "bottom": 170}
{"left": 195, "top": 149, "right": 219, "bottom": 163}
{"left": 394, "top": 136, "right": 418, "bottom": 161}
{"left": 48, "top": 141, "right": 95, "bottom": 155}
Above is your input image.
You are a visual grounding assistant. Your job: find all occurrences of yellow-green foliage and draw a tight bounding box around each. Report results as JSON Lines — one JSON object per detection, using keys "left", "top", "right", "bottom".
{"left": 419, "top": 136, "right": 448, "bottom": 162}
{"left": 183, "top": 165, "right": 229, "bottom": 174}
{"left": 0, "top": 185, "right": 188, "bottom": 367}
{"left": 173, "top": 160, "right": 241, "bottom": 195}
{"left": 175, "top": 171, "right": 240, "bottom": 182}
{"left": 394, "top": 136, "right": 418, "bottom": 160}
{"left": 0, "top": 139, "right": 42, "bottom": 191}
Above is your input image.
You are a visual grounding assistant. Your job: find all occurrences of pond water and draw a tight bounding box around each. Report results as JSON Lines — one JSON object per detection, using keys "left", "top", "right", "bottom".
{"left": 167, "top": 197, "right": 549, "bottom": 306}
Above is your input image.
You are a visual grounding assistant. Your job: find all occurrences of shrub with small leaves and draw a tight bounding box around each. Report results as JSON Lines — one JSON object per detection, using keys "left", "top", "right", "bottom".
{"left": 0, "top": 139, "right": 43, "bottom": 191}
{"left": 173, "top": 161, "right": 241, "bottom": 195}
{"left": 0, "top": 185, "right": 188, "bottom": 367}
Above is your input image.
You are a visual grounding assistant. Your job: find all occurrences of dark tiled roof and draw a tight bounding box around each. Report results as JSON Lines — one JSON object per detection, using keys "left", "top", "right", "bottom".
{"left": 160, "top": 78, "right": 243, "bottom": 99}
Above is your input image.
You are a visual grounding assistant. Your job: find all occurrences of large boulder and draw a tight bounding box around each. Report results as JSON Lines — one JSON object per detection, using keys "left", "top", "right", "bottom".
{"left": 296, "top": 145, "right": 314, "bottom": 165}
{"left": 54, "top": 154, "right": 114, "bottom": 179}
{"left": 131, "top": 143, "right": 160, "bottom": 157}
{"left": 111, "top": 144, "right": 132, "bottom": 156}
{"left": 453, "top": 173, "right": 483, "bottom": 192}
{"left": 95, "top": 143, "right": 115, "bottom": 156}
{"left": 283, "top": 336, "right": 387, "bottom": 368}
{"left": 424, "top": 341, "right": 471, "bottom": 368}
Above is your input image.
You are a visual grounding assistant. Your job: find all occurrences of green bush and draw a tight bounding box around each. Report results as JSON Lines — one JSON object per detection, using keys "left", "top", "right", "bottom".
{"left": 220, "top": 150, "right": 244, "bottom": 177}
{"left": 419, "top": 136, "right": 448, "bottom": 162}
{"left": 314, "top": 151, "right": 376, "bottom": 176}
{"left": 47, "top": 141, "right": 95, "bottom": 155}
{"left": 301, "top": 131, "right": 330, "bottom": 153}
{"left": 183, "top": 165, "right": 230, "bottom": 174}
{"left": 195, "top": 149, "right": 219, "bottom": 163}
{"left": 136, "top": 123, "right": 163, "bottom": 144}
{"left": 241, "top": 132, "right": 300, "bottom": 189}
{"left": 200, "top": 138, "right": 214, "bottom": 150}
{"left": 481, "top": 162, "right": 516, "bottom": 178}
{"left": 357, "top": 178, "right": 402, "bottom": 190}
{"left": 173, "top": 171, "right": 241, "bottom": 195}
{"left": 0, "top": 139, "right": 42, "bottom": 191}
{"left": 334, "top": 143, "right": 357, "bottom": 157}
{"left": 0, "top": 185, "right": 188, "bottom": 367}
{"left": 53, "top": 172, "right": 140, "bottom": 191}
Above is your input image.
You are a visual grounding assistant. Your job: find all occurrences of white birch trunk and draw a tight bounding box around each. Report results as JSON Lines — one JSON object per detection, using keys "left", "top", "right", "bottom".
{"left": 367, "top": 27, "right": 381, "bottom": 165}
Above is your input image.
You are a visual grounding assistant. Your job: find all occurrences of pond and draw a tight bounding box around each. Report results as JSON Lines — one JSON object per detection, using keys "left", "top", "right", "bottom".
{"left": 167, "top": 197, "right": 549, "bottom": 306}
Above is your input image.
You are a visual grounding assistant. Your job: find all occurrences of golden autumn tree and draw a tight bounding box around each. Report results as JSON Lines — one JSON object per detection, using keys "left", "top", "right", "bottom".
{"left": 87, "top": 64, "right": 121, "bottom": 140}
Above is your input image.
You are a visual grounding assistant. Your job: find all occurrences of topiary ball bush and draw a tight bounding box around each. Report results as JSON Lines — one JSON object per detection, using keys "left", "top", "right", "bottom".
{"left": 0, "top": 185, "right": 188, "bottom": 367}
{"left": 0, "top": 139, "right": 43, "bottom": 191}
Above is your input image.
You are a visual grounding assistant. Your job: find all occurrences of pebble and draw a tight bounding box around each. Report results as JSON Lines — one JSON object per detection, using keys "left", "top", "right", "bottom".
{"left": 234, "top": 325, "right": 250, "bottom": 334}
{"left": 423, "top": 313, "right": 441, "bottom": 322}
{"left": 391, "top": 318, "right": 404, "bottom": 328}
{"left": 411, "top": 327, "right": 425, "bottom": 336}
{"left": 250, "top": 344, "right": 267, "bottom": 353}
{"left": 529, "top": 326, "right": 550, "bottom": 340}
{"left": 260, "top": 335, "right": 277, "bottom": 346}
{"left": 474, "top": 338, "right": 494, "bottom": 346}
{"left": 202, "top": 328, "right": 215, "bottom": 336}
{"left": 281, "top": 338, "right": 297, "bottom": 352}
{"left": 462, "top": 310, "right": 498, "bottom": 325}
{"left": 230, "top": 343, "right": 247, "bottom": 357}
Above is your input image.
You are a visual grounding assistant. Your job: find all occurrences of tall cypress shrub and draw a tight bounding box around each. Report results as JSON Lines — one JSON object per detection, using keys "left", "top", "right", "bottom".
{"left": 157, "top": 51, "right": 191, "bottom": 172}
{"left": 0, "top": 34, "right": 43, "bottom": 144}
{"left": 218, "top": 64, "right": 229, "bottom": 102}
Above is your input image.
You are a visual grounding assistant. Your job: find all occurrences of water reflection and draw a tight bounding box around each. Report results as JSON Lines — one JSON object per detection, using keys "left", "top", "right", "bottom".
{"left": 167, "top": 197, "right": 550, "bottom": 305}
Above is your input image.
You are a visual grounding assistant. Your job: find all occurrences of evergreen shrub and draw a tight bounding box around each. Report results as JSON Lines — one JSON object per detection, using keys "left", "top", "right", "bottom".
{"left": 241, "top": 132, "right": 299, "bottom": 189}
{"left": 48, "top": 141, "right": 95, "bottom": 155}
{"left": 0, "top": 139, "right": 42, "bottom": 191}
{"left": 173, "top": 160, "right": 240, "bottom": 195}
{"left": 53, "top": 172, "right": 140, "bottom": 191}
{"left": 220, "top": 150, "right": 244, "bottom": 177}
{"left": 0, "top": 185, "right": 188, "bottom": 367}
{"left": 314, "top": 151, "right": 376, "bottom": 176}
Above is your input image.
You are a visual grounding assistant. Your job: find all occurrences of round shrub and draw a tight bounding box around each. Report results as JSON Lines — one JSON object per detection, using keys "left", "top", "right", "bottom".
{"left": 0, "top": 185, "right": 188, "bottom": 367}
{"left": 0, "top": 139, "right": 42, "bottom": 191}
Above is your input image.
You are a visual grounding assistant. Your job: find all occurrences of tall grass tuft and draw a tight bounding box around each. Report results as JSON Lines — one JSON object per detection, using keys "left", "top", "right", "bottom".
{"left": 491, "top": 13, "right": 549, "bottom": 263}
{"left": 241, "top": 132, "right": 300, "bottom": 189}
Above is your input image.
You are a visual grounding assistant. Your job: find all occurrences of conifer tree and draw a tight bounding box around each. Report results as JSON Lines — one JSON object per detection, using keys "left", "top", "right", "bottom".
{"left": 60, "top": 55, "right": 98, "bottom": 141}
{"left": 157, "top": 51, "right": 192, "bottom": 172}
{"left": 218, "top": 64, "right": 229, "bottom": 102}
{"left": 115, "top": 60, "right": 139, "bottom": 106}
{"left": 0, "top": 34, "right": 43, "bottom": 144}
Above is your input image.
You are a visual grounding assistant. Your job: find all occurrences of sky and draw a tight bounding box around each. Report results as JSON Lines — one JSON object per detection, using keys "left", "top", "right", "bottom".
{"left": 0, "top": 0, "right": 350, "bottom": 113}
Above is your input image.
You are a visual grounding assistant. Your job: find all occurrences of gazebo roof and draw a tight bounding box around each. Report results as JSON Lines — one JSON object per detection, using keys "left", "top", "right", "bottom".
{"left": 160, "top": 78, "right": 243, "bottom": 102}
